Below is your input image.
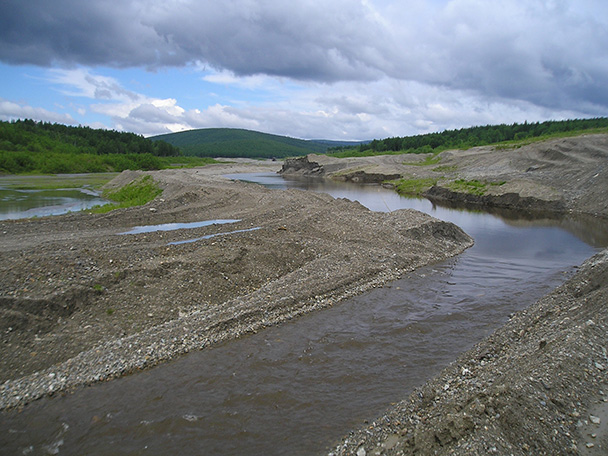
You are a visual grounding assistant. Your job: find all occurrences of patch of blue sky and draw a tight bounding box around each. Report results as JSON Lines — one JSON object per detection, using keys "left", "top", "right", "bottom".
{"left": 0, "top": 64, "right": 57, "bottom": 109}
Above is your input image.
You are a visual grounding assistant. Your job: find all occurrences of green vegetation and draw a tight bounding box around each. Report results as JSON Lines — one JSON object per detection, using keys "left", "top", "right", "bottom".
{"left": 407, "top": 153, "right": 442, "bottom": 166}
{"left": 393, "top": 178, "right": 438, "bottom": 196}
{"left": 446, "top": 179, "right": 506, "bottom": 196}
{"left": 329, "top": 117, "right": 608, "bottom": 158}
{"left": 93, "top": 175, "right": 162, "bottom": 213}
{"left": 432, "top": 165, "right": 458, "bottom": 173}
{"left": 0, "top": 119, "right": 215, "bottom": 175}
{"left": 151, "top": 128, "right": 364, "bottom": 159}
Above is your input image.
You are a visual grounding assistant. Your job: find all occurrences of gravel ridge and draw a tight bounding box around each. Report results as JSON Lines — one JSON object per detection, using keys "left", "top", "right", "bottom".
{"left": 0, "top": 167, "right": 473, "bottom": 409}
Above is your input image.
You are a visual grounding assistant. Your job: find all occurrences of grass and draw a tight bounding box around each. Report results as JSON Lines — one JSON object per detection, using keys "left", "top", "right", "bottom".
{"left": 405, "top": 153, "right": 442, "bottom": 167}
{"left": 393, "top": 178, "right": 438, "bottom": 196}
{"left": 327, "top": 125, "right": 608, "bottom": 159}
{"left": 494, "top": 126, "right": 608, "bottom": 150}
{"left": 432, "top": 165, "right": 458, "bottom": 173}
{"left": 446, "top": 179, "right": 505, "bottom": 196}
{"left": 92, "top": 175, "right": 163, "bottom": 213}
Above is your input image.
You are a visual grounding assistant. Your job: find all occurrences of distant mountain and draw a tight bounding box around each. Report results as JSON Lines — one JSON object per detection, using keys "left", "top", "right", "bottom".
{"left": 150, "top": 128, "right": 366, "bottom": 158}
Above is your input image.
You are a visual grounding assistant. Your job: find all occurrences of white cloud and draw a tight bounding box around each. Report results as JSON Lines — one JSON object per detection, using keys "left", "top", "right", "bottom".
{"left": 33, "top": 67, "right": 591, "bottom": 139}
{"left": 1, "top": 0, "right": 603, "bottom": 117}
{"left": 0, "top": 98, "right": 76, "bottom": 124}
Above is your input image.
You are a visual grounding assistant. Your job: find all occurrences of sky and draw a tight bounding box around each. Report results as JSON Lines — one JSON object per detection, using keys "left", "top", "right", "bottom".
{"left": 0, "top": 0, "right": 607, "bottom": 140}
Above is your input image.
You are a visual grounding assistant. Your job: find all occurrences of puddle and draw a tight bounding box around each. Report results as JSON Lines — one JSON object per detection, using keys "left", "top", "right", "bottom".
{"left": 168, "top": 227, "right": 261, "bottom": 245}
{"left": 118, "top": 219, "right": 240, "bottom": 235}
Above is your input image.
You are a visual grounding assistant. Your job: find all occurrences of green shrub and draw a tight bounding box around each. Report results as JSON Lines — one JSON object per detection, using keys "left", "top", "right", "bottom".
{"left": 393, "top": 178, "right": 437, "bottom": 196}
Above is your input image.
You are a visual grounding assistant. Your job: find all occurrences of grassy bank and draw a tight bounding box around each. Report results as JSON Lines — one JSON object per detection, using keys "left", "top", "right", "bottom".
{"left": 0, "top": 119, "right": 220, "bottom": 175}
{"left": 0, "top": 151, "right": 218, "bottom": 175}
{"left": 92, "top": 175, "right": 163, "bottom": 213}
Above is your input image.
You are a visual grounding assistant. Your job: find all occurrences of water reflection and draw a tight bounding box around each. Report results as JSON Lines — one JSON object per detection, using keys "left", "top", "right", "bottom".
{"left": 119, "top": 219, "right": 240, "bottom": 235}
{"left": 225, "top": 172, "right": 608, "bottom": 247}
{"left": 0, "top": 187, "right": 108, "bottom": 220}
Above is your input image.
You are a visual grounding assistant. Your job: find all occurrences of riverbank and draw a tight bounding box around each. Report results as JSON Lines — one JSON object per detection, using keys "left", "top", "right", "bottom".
{"left": 281, "top": 134, "right": 608, "bottom": 219}
{"left": 279, "top": 135, "right": 608, "bottom": 455}
{"left": 0, "top": 163, "right": 473, "bottom": 409}
{"left": 329, "top": 248, "right": 608, "bottom": 456}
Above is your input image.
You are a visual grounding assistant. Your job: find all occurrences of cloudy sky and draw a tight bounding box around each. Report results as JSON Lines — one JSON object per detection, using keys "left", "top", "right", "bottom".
{"left": 0, "top": 0, "right": 607, "bottom": 140}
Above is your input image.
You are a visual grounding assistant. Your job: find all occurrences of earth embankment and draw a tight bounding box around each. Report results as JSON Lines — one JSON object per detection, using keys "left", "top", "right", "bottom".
{"left": 329, "top": 248, "right": 608, "bottom": 456}
{"left": 0, "top": 165, "right": 473, "bottom": 409}
{"left": 281, "top": 134, "right": 608, "bottom": 218}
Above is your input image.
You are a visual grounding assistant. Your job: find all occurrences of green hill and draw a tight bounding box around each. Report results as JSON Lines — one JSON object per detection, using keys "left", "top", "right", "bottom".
{"left": 0, "top": 119, "right": 187, "bottom": 174}
{"left": 150, "top": 128, "right": 363, "bottom": 158}
{"left": 330, "top": 117, "right": 608, "bottom": 157}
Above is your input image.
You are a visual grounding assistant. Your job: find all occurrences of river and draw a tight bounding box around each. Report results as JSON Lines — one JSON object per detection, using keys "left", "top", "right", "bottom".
{"left": 1, "top": 173, "right": 605, "bottom": 455}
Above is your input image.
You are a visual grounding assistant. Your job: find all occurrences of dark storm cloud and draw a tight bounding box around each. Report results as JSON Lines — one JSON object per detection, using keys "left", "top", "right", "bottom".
{"left": 0, "top": 0, "right": 188, "bottom": 67}
{"left": 1, "top": 0, "right": 607, "bottom": 115}
{"left": 0, "top": 0, "right": 391, "bottom": 80}
{"left": 419, "top": 0, "right": 608, "bottom": 113}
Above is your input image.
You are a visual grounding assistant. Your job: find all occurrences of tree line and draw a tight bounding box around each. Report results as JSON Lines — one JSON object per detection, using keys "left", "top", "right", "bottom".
{"left": 0, "top": 119, "right": 182, "bottom": 174}
{"left": 329, "top": 117, "right": 608, "bottom": 156}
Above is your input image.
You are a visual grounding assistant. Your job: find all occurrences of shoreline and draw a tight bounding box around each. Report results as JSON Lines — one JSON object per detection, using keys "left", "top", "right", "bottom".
{"left": 329, "top": 248, "right": 608, "bottom": 455}
{"left": 280, "top": 134, "right": 608, "bottom": 220}
{"left": 0, "top": 165, "right": 473, "bottom": 409}
{"left": 2, "top": 136, "right": 607, "bottom": 454}
{"left": 280, "top": 137, "right": 608, "bottom": 454}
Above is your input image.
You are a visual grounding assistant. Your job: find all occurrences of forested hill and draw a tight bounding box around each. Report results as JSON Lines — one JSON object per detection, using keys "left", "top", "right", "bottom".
{"left": 150, "top": 128, "right": 364, "bottom": 158}
{"left": 0, "top": 119, "right": 183, "bottom": 174}
{"left": 330, "top": 117, "right": 608, "bottom": 157}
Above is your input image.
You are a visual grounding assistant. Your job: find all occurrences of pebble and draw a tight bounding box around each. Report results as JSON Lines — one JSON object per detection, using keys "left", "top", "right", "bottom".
{"left": 589, "top": 415, "right": 601, "bottom": 425}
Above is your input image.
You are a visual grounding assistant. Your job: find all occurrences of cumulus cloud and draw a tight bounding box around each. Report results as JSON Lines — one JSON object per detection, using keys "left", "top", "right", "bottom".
{"left": 0, "top": 98, "right": 76, "bottom": 124}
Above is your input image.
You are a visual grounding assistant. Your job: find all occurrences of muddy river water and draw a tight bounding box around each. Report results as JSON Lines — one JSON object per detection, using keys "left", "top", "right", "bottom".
{"left": 1, "top": 173, "right": 606, "bottom": 455}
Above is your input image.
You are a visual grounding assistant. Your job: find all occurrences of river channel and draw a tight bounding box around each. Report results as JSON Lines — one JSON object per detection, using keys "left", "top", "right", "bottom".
{"left": 1, "top": 173, "right": 606, "bottom": 455}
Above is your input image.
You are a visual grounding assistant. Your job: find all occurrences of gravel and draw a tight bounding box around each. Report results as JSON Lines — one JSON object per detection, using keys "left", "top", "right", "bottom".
{"left": 0, "top": 165, "right": 473, "bottom": 409}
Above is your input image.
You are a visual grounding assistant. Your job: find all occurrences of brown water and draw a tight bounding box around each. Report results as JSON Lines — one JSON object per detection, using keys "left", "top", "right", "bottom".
{"left": 1, "top": 174, "right": 604, "bottom": 455}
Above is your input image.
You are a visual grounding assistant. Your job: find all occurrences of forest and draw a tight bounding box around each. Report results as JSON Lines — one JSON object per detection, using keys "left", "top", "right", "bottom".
{"left": 328, "top": 117, "right": 608, "bottom": 157}
{"left": 0, "top": 119, "right": 184, "bottom": 174}
{"left": 151, "top": 127, "right": 331, "bottom": 159}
